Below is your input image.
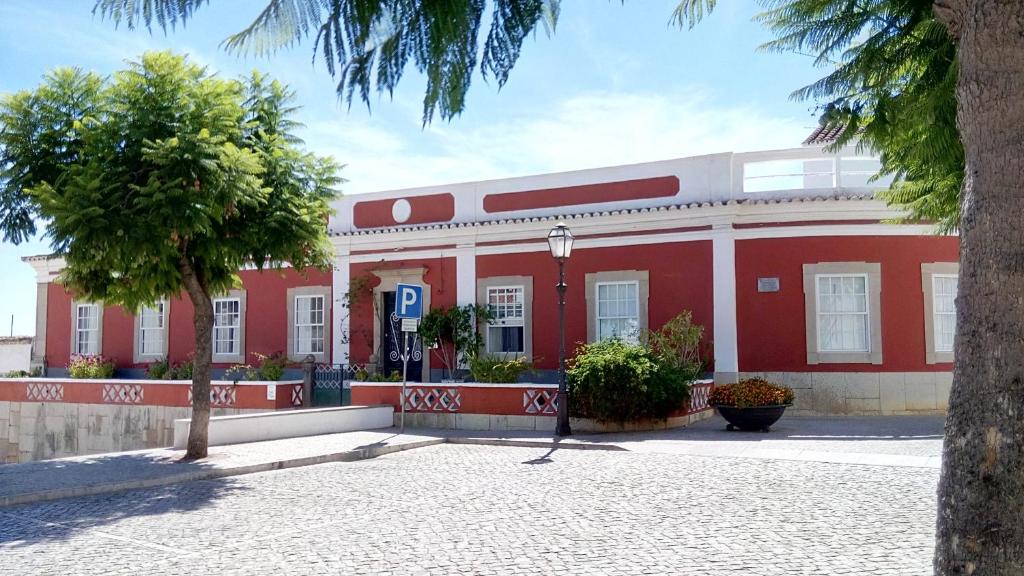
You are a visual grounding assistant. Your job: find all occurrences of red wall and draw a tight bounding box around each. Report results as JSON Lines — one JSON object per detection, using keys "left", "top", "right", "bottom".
{"left": 347, "top": 257, "right": 458, "bottom": 371}
{"left": 477, "top": 241, "right": 715, "bottom": 370}
{"left": 45, "top": 267, "right": 331, "bottom": 370}
{"left": 736, "top": 235, "right": 959, "bottom": 372}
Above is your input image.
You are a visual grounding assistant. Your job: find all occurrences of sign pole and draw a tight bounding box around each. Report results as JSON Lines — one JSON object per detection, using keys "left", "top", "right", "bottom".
{"left": 401, "top": 331, "right": 409, "bottom": 433}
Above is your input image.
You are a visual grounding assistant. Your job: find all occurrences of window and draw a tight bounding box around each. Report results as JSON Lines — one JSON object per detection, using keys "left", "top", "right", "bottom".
{"left": 294, "top": 295, "right": 325, "bottom": 355}
{"left": 213, "top": 298, "right": 241, "bottom": 357}
{"left": 922, "top": 263, "right": 958, "bottom": 364}
{"left": 585, "top": 270, "right": 649, "bottom": 344}
{"left": 477, "top": 276, "right": 533, "bottom": 360}
{"left": 932, "top": 275, "right": 958, "bottom": 353}
{"left": 596, "top": 281, "right": 641, "bottom": 343}
{"left": 816, "top": 275, "right": 869, "bottom": 352}
{"left": 803, "top": 262, "right": 882, "bottom": 364}
{"left": 487, "top": 286, "right": 525, "bottom": 354}
{"left": 287, "top": 286, "right": 331, "bottom": 362}
{"left": 75, "top": 304, "right": 99, "bottom": 355}
{"left": 137, "top": 302, "right": 166, "bottom": 358}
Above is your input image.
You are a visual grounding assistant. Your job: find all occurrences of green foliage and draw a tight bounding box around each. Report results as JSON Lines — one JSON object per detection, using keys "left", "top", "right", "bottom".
{"left": 166, "top": 358, "right": 194, "bottom": 380}
{"left": 469, "top": 355, "right": 532, "bottom": 383}
{"left": 757, "top": 0, "right": 961, "bottom": 231}
{"left": 708, "top": 377, "right": 795, "bottom": 408}
{"left": 4, "top": 370, "right": 30, "bottom": 378}
{"left": 0, "top": 50, "right": 339, "bottom": 306}
{"left": 253, "top": 352, "right": 288, "bottom": 381}
{"left": 68, "top": 354, "right": 116, "bottom": 379}
{"left": 418, "top": 304, "right": 492, "bottom": 379}
{"left": 94, "top": 0, "right": 560, "bottom": 124}
{"left": 146, "top": 358, "right": 170, "bottom": 379}
{"left": 568, "top": 340, "right": 691, "bottom": 424}
{"left": 645, "top": 310, "right": 704, "bottom": 378}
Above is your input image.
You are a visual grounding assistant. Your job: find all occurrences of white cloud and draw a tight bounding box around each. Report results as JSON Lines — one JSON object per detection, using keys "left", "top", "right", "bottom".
{"left": 298, "top": 86, "right": 812, "bottom": 195}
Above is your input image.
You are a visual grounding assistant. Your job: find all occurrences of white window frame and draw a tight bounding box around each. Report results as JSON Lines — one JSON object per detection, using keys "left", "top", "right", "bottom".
{"left": 134, "top": 300, "right": 169, "bottom": 363}
{"left": 585, "top": 270, "right": 649, "bottom": 344}
{"left": 477, "top": 276, "right": 534, "bottom": 361}
{"left": 72, "top": 302, "right": 101, "bottom": 356}
{"left": 212, "top": 290, "right": 246, "bottom": 363}
{"left": 294, "top": 294, "right": 326, "bottom": 355}
{"left": 922, "top": 262, "right": 958, "bottom": 364}
{"left": 486, "top": 285, "right": 526, "bottom": 355}
{"left": 803, "top": 262, "right": 882, "bottom": 365}
{"left": 595, "top": 280, "right": 642, "bottom": 344}
{"left": 287, "top": 286, "right": 332, "bottom": 362}
{"left": 814, "top": 273, "right": 871, "bottom": 354}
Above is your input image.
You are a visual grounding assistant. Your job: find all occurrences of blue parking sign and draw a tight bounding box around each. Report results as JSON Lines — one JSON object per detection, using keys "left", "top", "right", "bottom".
{"left": 395, "top": 283, "right": 423, "bottom": 319}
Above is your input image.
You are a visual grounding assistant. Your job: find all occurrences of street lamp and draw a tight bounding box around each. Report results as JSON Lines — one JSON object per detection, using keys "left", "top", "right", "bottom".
{"left": 547, "top": 222, "right": 574, "bottom": 437}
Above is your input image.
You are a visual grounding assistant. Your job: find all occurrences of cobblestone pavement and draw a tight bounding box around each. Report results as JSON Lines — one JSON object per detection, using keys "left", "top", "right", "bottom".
{"left": 1, "top": 443, "right": 937, "bottom": 575}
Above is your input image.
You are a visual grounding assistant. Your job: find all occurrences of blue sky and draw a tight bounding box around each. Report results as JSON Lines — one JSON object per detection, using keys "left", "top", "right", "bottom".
{"left": 0, "top": 0, "right": 829, "bottom": 336}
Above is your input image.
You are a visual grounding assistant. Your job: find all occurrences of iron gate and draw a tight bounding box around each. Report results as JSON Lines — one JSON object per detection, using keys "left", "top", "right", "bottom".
{"left": 312, "top": 364, "right": 356, "bottom": 406}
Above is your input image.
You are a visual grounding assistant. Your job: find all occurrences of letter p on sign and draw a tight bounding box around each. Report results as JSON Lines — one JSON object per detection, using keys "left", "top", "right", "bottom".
{"left": 395, "top": 283, "right": 423, "bottom": 319}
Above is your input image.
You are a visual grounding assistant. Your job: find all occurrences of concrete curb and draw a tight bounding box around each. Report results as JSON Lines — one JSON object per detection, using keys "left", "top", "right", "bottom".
{"left": 446, "top": 437, "right": 627, "bottom": 452}
{"left": 0, "top": 438, "right": 445, "bottom": 508}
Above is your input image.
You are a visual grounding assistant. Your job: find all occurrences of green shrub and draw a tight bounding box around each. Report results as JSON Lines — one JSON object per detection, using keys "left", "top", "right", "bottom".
{"left": 253, "top": 352, "right": 288, "bottom": 381}
{"left": 68, "top": 354, "right": 116, "bottom": 379}
{"left": 568, "top": 340, "right": 691, "bottom": 423}
{"left": 4, "top": 369, "right": 29, "bottom": 378}
{"left": 646, "top": 310, "right": 704, "bottom": 378}
{"left": 146, "top": 359, "right": 169, "bottom": 379}
{"left": 469, "top": 355, "right": 532, "bottom": 383}
{"left": 166, "top": 358, "right": 193, "bottom": 381}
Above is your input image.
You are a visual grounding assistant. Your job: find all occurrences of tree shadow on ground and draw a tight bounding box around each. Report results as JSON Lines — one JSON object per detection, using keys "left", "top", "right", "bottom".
{"left": 0, "top": 452, "right": 250, "bottom": 547}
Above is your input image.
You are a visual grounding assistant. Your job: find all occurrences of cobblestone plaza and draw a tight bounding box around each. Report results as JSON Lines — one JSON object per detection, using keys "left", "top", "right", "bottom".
{"left": 0, "top": 419, "right": 940, "bottom": 576}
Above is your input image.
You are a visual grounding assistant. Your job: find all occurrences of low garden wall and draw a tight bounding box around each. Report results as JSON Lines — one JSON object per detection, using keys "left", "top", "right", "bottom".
{"left": 0, "top": 378, "right": 305, "bottom": 463}
{"left": 350, "top": 379, "right": 715, "bottom": 432}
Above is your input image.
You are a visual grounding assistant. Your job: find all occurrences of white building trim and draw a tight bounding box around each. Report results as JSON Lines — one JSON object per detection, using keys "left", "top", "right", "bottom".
{"left": 712, "top": 225, "right": 739, "bottom": 382}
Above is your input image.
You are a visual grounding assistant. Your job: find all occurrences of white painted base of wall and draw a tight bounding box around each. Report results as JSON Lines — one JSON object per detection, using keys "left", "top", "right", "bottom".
{"left": 173, "top": 405, "right": 394, "bottom": 449}
{"left": 740, "top": 371, "right": 952, "bottom": 416}
{"left": 0, "top": 402, "right": 264, "bottom": 464}
{"left": 394, "top": 409, "right": 715, "bottom": 433}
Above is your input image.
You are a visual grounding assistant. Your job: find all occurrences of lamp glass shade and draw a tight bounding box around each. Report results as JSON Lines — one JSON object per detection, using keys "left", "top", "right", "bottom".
{"left": 547, "top": 223, "right": 574, "bottom": 260}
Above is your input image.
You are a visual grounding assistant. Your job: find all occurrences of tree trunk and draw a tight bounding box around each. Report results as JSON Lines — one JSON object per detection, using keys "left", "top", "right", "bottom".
{"left": 935, "top": 1, "right": 1024, "bottom": 574}
{"left": 179, "top": 255, "right": 214, "bottom": 460}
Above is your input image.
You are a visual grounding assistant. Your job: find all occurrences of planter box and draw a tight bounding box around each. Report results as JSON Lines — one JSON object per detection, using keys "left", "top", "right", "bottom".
{"left": 714, "top": 404, "right": 791, "bottom": 432}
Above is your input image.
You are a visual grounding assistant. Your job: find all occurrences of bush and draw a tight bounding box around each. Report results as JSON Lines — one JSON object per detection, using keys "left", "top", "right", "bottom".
{"left": 4, "top": 369, "right": 29, "bottom": 378}
{"left": 253, "top": 352, "right": 288, "bottom": 381}
{"left": 568, "top": 340, "right": 691, "bottom": 423}
{"left": 146, "top": 359, "right": 169, "bottom": 379}
{"left": 469, "top": 356, "right": 532, "bottom": 383}
{"left": 166, "top": 358, "right": 193, "bottom": 381}
{"left": 708, "top": 377, "right": 795, "bottom": 408}
{"left": 68, "top": 354, "right": 116, "bottom": 379}
{"left": 646, "top": 310, "right": 704, "bottom": 378}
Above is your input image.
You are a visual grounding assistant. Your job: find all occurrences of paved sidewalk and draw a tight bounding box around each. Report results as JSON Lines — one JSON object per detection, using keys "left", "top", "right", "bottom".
{"left": 0, "top": 429, "right": 443, "bottom": 507}
{"left": 0, "top": 414, "right": 945, "bottom": 508}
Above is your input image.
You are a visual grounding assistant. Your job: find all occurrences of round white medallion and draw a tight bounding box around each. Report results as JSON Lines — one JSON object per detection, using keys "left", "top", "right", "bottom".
{"left": 392, "top": 198, "right": 412, "bottom": 223}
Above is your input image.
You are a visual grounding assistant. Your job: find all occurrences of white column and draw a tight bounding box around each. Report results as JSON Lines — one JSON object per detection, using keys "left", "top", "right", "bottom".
{"left": 712, "top": 224, "right": 739, "bottom": 383}
{"left": 455, "top": 246, "right": 476, "bottom": 307}
{"left": 331, "top": 248, "right": 351, "bottom": 365}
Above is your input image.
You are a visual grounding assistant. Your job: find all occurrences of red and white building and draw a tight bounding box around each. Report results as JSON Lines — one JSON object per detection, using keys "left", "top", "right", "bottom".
{"left": 23, "top": 141, "right": 958, "bottom": 416}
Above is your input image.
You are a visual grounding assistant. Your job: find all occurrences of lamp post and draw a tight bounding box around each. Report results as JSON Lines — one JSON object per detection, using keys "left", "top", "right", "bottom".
{"left": 547, "top": 222, "right": 574, "bottom": 437}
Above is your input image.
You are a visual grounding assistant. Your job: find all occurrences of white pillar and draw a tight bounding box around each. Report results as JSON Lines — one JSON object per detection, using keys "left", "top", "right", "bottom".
{"left": 455, "top": 246, "right": 476, "bottom": 307}
{"left": 712, "top": 225, "right": 739, "bottom": 383}
{"left": 331, "top": 249, "right": 351, "bottom": 365}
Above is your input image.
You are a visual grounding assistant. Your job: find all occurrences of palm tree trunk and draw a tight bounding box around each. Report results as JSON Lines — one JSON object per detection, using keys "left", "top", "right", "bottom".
{"left": 935, "top": 1, "right": 1024, "bottom": 573}
{"left": 179, "top": 255, "right": 213, "bottom": 460}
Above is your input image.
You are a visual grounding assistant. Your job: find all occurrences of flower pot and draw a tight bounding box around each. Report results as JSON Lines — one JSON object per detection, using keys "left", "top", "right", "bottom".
{"left": 714, "top": 404, "right": 791, "bottom": 432}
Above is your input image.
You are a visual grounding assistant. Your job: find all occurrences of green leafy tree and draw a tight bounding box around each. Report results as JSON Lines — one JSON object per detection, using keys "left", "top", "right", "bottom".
{"left": 0, "top": 51, "right": 339, "bottom": 459}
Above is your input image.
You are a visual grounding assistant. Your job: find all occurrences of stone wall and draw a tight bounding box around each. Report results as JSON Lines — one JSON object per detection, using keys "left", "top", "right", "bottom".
{"left": 0, "top": 401, "right": 263, "bottom": 464}
{"left": 739, "top": 372, "right": 952, "bottom": 416}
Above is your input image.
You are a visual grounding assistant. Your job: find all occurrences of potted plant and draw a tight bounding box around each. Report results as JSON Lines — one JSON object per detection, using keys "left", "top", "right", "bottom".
{"left": 708, "top": 377, "right": 795, "bottom": 432}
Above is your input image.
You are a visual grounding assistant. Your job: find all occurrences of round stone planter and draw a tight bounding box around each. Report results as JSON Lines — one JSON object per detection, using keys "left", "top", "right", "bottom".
{"left": 714, "top": 404, "right": 791, "bottom": 432}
